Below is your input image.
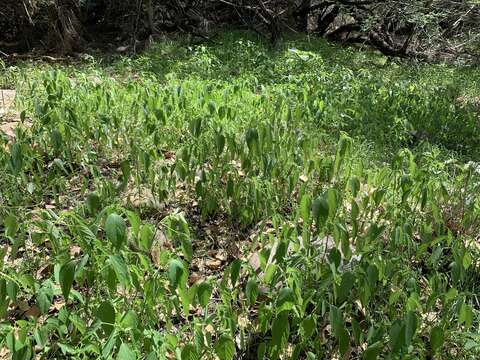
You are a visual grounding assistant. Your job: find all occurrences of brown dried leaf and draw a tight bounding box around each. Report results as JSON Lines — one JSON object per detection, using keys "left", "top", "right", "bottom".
{"left": 188, "top": 272, "right": 202, "bottom": 286}
{"left": 17, "top": 301, "right": 30, "bottom": 312}
{"left": 24, "top": 305, "right": 41, "bottom": 319}
{"left": 0, "top": 122, "right": 18, "bottom": 138}
{"left": 207, "top": 250, "right": 218, "bottom": 257}
{"left": 36, "top": 263, "right": 52, "bottom": 279}
{"left": 69, "top": 245, "right": 82, "bottom": 257}
{"left": 238, "top": 314, "right": 250, "bottom": 328}
{"left": 248, "top": 252, "right": 261, "bottom": 273}
{"left": 0, "top": 90, "right": 16, "bottom": 112}
{"left": 151, "top": 230, "right": 169, "bottom": 266}
{"left": 227, "top": 242, "right": 239, "bottom": 259}
{"left": 49, "top": 300, "right": 65, "bottom": 313}
{"left": 205, "top": 259, "right": 222, "bottom": 270}
{"left": 0, "top": 347, "right": 9, "bottom": 360}
{"left": 205, "top": 324, "right": 214, "bottom": 333}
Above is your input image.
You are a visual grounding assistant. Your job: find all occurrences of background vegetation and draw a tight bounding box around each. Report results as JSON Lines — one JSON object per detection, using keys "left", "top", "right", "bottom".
{"left": 1, "top": 0, "right": 479, "bottom": 61}
{"left": 1, "top": 31, "right": 480, "bottom": 358}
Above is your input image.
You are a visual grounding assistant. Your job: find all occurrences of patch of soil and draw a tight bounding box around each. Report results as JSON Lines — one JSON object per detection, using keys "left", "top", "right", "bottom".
{"left": 0, "top": 89, "right": 20, "bottom": 138}
{"left": 0, "top": 89, "right": 16, "bottom": 113}
{"left": 0, "top": 89, "right": 33, "bottom": 140}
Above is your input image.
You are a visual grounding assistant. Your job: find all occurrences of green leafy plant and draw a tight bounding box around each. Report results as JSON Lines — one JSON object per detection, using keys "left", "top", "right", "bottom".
{"left": 0, "top": 31, "right": 479, "bottom": 359}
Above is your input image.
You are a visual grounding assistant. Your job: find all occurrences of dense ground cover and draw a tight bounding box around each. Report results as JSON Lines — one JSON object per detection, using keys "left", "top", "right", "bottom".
{"left": 1, "top": 32, "right": 480, "bottom": 359}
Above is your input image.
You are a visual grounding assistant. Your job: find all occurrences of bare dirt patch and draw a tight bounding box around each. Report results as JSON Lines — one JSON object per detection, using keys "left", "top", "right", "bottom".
{"left": 0, "top": 89, "right": 20, "bottom": 138}
{"left": 0, "top": 89, "right": 16, "bottom": 114}
{"left": 0, "top": 89, "right": 32, "bottom": 140}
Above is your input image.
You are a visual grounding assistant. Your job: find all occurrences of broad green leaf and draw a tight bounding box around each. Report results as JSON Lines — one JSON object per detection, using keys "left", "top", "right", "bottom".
{"left": 9, "top": 143, "right": 23, "bottom": 175}
{"left": 86, "top": 192, "right": 101, "bottom": 215}
{"left": 329, "top": 305, "right": 344, "bottom": 336}
{"left": 362, "top": 342, "right": 383, "bottom": 360}
{"left": 70, "top": 313, "right": 86, "bottom": 335}
{"left": 445, "top": 288, "right": 458, "bottom": 302}
{"left": 181, "top": 344, "right": 198, "bottom": 360}
{"left": 245, "top": 128, "right": 259, "bottom": 155}
{"left": 37, "top": 282, "right": 53, "bottom": 314}
{"left": 430, "top": 326, "right": 444, "bottom": 353}
{"left": 351, "top": 318, "right": 361, "bottom": 345}
{"left": 459, "top": 303, "right": 473, "bottom": 329}
{"left": 405, "top": 311, "right": 417, "bottom": 346}
{"left": 301, "top": 316, "right": 315, "bottom": 338}
{"left": 275, "top": 240, "right": 288, "bottom": 263}
{"left": 59, "top": 261, "right": 75, "bottom": 300}
{"left": 246, "top": 278, "right": 258, "bottom": 305}
{"left": 168, "top": 259, "right": 186, "bottom": 290}
{"left": 76, "top": 222, "right": 97, "bottom": 245}
{"left": 256, "top": 342, "right": 266, "bottom": 360}
{"left": 463, "top": 252, "right": 472, "bottom": 270}
{"left": 12, "top": 345, "right": 31, "bottom": 360}
{"left": 389, "top": 320, "right": 405, "bottom": 354}
{"left": 300, "top": 194, "right": 312, "bottom": 223}
{"left": 33, "top": 328, "right": 48, "bottom": 349}
{"left": 102, "top": 330, "right": 117, "bottom": 358}
{"left": 105, "top": 266, "right": 118, "bottom": 292}
{"left": 263, "top": 263, "right": 277, "bottom": 284}
{"left": 366, "top": 264, "right": 378, "bottom": 287}
{"left": 197, "top": 282, "right": 212, "bottom": 307}
{"left": 338, "top": 326, "right": 350, "bottom": 356}
{"left": 208, "top": 101, "right": 216, "bottom": 115}
{"left": 146, "top": 352, "right": 158, "bottom": 360}
{"left": 464, "top": 339, "right": 480, "bottom": 351}
{"left": 350, "top": 177, "right": 360, "bottom": 197}
{"left": 139, "top": 224, "right": 154, "bottom": 251}
{"left": 328, "top": 248, "right": 341, "bottom": 269}
{"left": 276, "top": 287, "right": 295, "bottom": 313}
{"left": 190, "top": 118, "right": 202, "bottom": 138}
{"left": 215, "top": 334, "right": 235, "bottom": 360}
{"left": 337, "top": 271, "right": 355, "bottom": 303}
{"left": 6, "top": 281, "right": 18, "bottom": 302}
{"left": 181, "top": 238, "right": 193, "bottom": 263}
{"left": 97, "top": 301, "right": 115, "bottom": 337}
{"left": 120, "top": 310, "right": 138, "bottom": 329}
{"left": 226, "top": 177, "right": 234, "bottom": 198}
{"left": 4, "top": 215, "right": 18, "bottom": 238}
{"left": 105, "top": 213, "right": 127, "bottom": 250}
{"left": 312, "top": 197, "right": 329, "bottom": 229}
{"left": 327, "top": 188, "right": 338, "bottom": 218}
{"left": 329, "top": 305, "right": 351, "bottom": 353}
{"left": 351, "top": 200, "right": 359, "bottom": 220}
{"left": 125, "top": 210, "right": 141, "bottom": 237}
{"left": 272, "top": 311, "right": 290, "bottom": 351}
{"left": 215, "top": 132, "right": 225, "bottom": 155}
{"left": 117, "top": 343, "right": 136, "bottom": 360}
{"left": 108, "top": 255, "right": 129, "bottom": 287}
{"left": 120, "top": 160, "right": 131, "bottom": 183}
{"left": 334, "top": 135, "right": 351, "bottom": 175}
{"left": 230, "top": 259, "right": 242, "bottom": 287}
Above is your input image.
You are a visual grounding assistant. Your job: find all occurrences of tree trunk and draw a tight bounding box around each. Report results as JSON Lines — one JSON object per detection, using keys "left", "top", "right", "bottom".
{"left": 52, "top": 0, "right": 84, "bottom": 54}
{"left": 146, "top": 0, "right": 156, "bottom": 35}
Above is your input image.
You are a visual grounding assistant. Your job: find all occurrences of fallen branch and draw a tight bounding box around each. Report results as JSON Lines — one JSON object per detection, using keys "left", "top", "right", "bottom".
{"left": 5, "top": 54, "right": 70, "bottom": 62}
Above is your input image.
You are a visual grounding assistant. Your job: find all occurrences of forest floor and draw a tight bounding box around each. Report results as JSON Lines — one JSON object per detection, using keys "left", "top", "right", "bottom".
{"left": 1, "top": 31, "right": 480, "bottom": 359}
